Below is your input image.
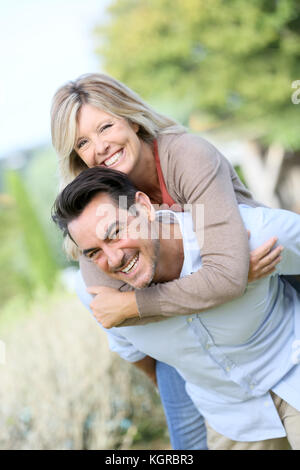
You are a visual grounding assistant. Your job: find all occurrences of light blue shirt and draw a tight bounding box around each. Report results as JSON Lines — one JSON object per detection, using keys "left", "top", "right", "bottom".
{"left": 77, "top": 205, "right": 300, "bottom": 441}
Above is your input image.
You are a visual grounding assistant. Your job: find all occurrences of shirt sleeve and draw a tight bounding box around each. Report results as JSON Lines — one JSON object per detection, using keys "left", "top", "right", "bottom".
{"left": 74, "top": 269, "right": 146, "bottom": 362}
{"left": 106, "top": 329, "right": 147, "bottom": 363}
{"left": 135, "top": 133, "right": 251, "bottom": 318}
{"left": 250, "top": 206, "right": 300, "bottom": 276}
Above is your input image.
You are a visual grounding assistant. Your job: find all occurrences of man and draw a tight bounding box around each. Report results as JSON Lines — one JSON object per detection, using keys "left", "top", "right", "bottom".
{"left": 52, "top": 167, "right": 300, "bottom": 450}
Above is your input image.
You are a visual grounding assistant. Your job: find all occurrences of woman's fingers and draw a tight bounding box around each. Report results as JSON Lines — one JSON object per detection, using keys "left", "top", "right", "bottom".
{"left": 255, "top": 245, "right": 284, "bottom": 269}
{"left": 249, "top": 237, "right": 284, "bottom": 282}
{"left": 251, "top": 237, "right": 278, "bottom": 261}
{"left": 258, "top": 255, "right": 282, "bottom": 275}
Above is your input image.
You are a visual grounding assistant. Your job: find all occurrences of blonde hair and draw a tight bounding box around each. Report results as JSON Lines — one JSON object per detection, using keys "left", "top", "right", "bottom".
{"left": 51, "top": 73, "right": 186, "bottom": 259}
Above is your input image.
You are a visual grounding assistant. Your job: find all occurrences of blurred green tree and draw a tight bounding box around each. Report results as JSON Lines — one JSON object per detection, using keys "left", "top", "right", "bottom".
{"left": 95, "top": 0, "right": 300, "bottom": 149}
{"left": 5, "top": 170, "right": 59, "bottom": 296}
{"left": 23, "top": 146, "right": 69, "bottom": 268}
{"left": 0, "top": 194, "right": 33, "bottom": 304}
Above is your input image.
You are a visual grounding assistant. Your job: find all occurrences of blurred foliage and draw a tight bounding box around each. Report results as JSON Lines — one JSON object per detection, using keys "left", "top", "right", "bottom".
{"left": 23, "top": 147, "right": 68, "bottom": 267}
{"left": 0, "top": 147, "right": 64, "bottom": 306}
{"left": 0, "top": 193, "right": 33, "bottom": 305}
{"left": 5, "top": 170, "right": 59, "bottom": 295}
{"left": 0, "top": 293, "right": 169, "bottom": 450}
{"left": 95, "top": 0, "right": 300, "bottom": 149}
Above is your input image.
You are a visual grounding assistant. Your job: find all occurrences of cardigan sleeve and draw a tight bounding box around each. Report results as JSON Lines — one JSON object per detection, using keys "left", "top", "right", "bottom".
{"left": 135, "top": 133, "right": 251, "bottom": 318}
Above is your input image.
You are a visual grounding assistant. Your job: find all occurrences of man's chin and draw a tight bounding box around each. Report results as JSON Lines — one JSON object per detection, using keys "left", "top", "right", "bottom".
{"left": 111, "top": 274, "right": 151, "bottom": 289}
{"left": 124, "top": 277, "right": 152, "bottom": 290}
{"left": 113, "top": 262, "right": 156, "bottom": 289}
{"left": 133, "top": 281, "right": 151, "bottom": 290}
{"left": 125, "top": 275, "right": 154, "bottom": 290}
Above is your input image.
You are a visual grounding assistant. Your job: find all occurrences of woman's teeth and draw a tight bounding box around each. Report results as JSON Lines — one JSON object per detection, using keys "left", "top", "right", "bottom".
{"left": 104, "top": 150, "right": 123, "bottom": 167}
{"left": 120, "top": 255, "right": 139, "bottom": 274}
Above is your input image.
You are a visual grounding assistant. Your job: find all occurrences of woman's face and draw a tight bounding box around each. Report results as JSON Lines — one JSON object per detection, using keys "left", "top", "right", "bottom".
{"left": 75, "top": 104, "right": 142, "bottom": 174}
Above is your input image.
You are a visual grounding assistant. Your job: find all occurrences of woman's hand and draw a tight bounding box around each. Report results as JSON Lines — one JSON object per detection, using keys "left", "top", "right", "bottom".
{"left": 248, "top": 233, "right": 283, "bottom": 282}
{"left": 87, "top": 286, "right": 139, "bottom": 328}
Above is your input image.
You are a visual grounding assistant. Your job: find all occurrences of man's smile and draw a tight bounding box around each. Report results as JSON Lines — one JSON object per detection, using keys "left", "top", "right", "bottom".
{"left": 118, "top": 253, "right": 139, "bottom": 275}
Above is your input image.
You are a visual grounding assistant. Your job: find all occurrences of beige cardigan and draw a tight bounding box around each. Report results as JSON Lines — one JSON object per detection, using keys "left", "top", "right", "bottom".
{"left": 80, "top": 132, "right": 262, "bottom": 326}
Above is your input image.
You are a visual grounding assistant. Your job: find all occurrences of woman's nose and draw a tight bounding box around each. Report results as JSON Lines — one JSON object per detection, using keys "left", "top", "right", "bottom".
{"left": 95, "top": 137, "right": 110, "bottom": 158}
{"left": 85, "top": 138, "right": 109, "bottom": 168}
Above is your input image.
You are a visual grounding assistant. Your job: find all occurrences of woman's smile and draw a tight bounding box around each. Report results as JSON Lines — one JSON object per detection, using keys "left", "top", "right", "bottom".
{"left": 102, "top": 148, "right": 125, "bottom": 168}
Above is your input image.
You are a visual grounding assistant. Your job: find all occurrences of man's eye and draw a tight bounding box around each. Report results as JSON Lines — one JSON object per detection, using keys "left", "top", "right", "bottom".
{"left": 88, "top": 250, "right": 101, "bottom": 260}
{"left": 110, "top": 227, "right": 123, "bottom": 240}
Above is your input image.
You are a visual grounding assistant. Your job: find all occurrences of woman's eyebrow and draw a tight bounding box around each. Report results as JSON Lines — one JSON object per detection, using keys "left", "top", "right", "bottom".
{"left": 76, "top": 119, "right": 111, "bottom": 145}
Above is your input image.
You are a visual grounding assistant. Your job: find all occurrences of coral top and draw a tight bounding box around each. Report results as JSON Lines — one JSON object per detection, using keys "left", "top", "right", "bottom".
{"left": 153, "top": 139, "right": 177, "bottom": 207}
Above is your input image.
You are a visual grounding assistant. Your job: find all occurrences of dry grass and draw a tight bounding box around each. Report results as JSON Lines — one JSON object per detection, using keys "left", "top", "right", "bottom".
{"left": 0, "top": 291, "right": 169, "bottom": 450}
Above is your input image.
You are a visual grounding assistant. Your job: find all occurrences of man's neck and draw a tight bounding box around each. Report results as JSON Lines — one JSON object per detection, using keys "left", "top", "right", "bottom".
{"left": 153, "top": 221, "right": 184, "bottom": 283}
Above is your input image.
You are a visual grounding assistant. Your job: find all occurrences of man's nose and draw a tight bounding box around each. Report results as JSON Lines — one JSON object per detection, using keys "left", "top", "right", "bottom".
{"left": 104, "top": 246, "right": 125, "bottom": 270}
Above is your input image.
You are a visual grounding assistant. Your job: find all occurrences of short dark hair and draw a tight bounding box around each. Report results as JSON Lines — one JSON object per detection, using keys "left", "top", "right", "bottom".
{"left": 52, "top": 167, "right": 138, "bottom": 237}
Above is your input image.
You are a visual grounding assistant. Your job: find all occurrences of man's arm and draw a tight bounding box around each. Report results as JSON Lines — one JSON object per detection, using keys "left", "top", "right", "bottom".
{"left": 74, "top": 270, "right": 147, "bottom": 362}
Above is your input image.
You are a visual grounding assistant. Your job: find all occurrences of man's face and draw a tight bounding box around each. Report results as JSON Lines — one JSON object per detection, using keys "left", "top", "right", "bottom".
{"left": 68, "top": 192, "right": 160, "bottom": 289}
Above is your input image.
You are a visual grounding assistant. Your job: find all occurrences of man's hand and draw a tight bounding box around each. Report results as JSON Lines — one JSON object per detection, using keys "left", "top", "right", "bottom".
{"left": 87, "top": 286, "right": 139, "bottom": 328}
{"left": 248, "top": 233, "right": 283, "bottom": 282}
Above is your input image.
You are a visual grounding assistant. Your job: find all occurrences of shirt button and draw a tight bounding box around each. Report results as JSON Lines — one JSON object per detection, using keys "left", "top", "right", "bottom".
{"left": 187, "top": 317, "right": 193, "bottom": 323}
{"left": 226, "top": 366, "right": 231, "bottom": 372}
{"left": 206, "top": 344, "right": 211, "bottom": 350}
{"left": 250, "top": 384, "right": 255, "bottom": 390}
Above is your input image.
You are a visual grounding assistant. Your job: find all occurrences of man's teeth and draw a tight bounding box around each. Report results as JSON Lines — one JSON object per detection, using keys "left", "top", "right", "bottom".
{"left": 104, "top": 150, "right": 123, "bottom": 166}
{"left": 121, "top": 255, "right": 138, "bottom": 274}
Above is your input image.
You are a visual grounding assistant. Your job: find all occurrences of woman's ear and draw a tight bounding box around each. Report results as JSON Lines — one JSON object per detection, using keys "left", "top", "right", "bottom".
{"left": 134, "top": 191, "right": 155, "bottom": 221}
{"left": 131, "top": 122, "right": 140, "bottom": 133}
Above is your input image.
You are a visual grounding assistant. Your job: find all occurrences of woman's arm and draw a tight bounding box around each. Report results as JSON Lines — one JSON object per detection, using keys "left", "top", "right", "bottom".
{"left": 81, "top": 237, "right": 283, "bottom": 329}
{"left": 80, "top": 134, "right": 282, "bottom": 326}
{"left": 134, "top": 134, "right": 252, "bottom": 318}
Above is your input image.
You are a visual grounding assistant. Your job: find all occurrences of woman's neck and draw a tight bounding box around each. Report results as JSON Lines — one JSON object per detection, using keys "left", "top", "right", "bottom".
{"left": 128, "top": 139, "right": 162, "bottom": 204}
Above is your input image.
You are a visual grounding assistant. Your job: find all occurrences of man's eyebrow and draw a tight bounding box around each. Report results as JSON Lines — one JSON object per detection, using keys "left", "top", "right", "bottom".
{"left": 103, "top": 221, "right": 119, "bottom": 240}
{"left": 82, "top": 247, "right": 99, "bottom": 257}
{"left": 82, "top": 221, "right": 120, "bottom": 257}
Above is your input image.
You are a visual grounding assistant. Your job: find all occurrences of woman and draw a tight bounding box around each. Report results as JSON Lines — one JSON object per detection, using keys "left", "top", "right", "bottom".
{"left": 51, "top": 73, "right": 281, "bottom": 449}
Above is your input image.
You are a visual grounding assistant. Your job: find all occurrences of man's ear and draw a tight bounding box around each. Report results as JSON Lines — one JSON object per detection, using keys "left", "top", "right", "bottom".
{"left": 134, "top": 192, "right": 155, "bottom": 221}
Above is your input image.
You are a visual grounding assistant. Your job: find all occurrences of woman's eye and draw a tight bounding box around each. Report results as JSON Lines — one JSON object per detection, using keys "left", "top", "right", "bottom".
{"left": 99, "top": 123, "right": 113, "bottom": 132}
{"left": 77, "top": 139, "right": 87, "bottom": 150}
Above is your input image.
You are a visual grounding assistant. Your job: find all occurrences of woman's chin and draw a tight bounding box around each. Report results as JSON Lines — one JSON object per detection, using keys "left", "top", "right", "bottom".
{"left": 113, "top": 161, "right": 133, "bottom": 175}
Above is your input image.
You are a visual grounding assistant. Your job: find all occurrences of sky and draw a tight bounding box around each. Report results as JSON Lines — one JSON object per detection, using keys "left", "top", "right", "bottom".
{"left": 0, "top": 0, "right": 111, "bottom": 159}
